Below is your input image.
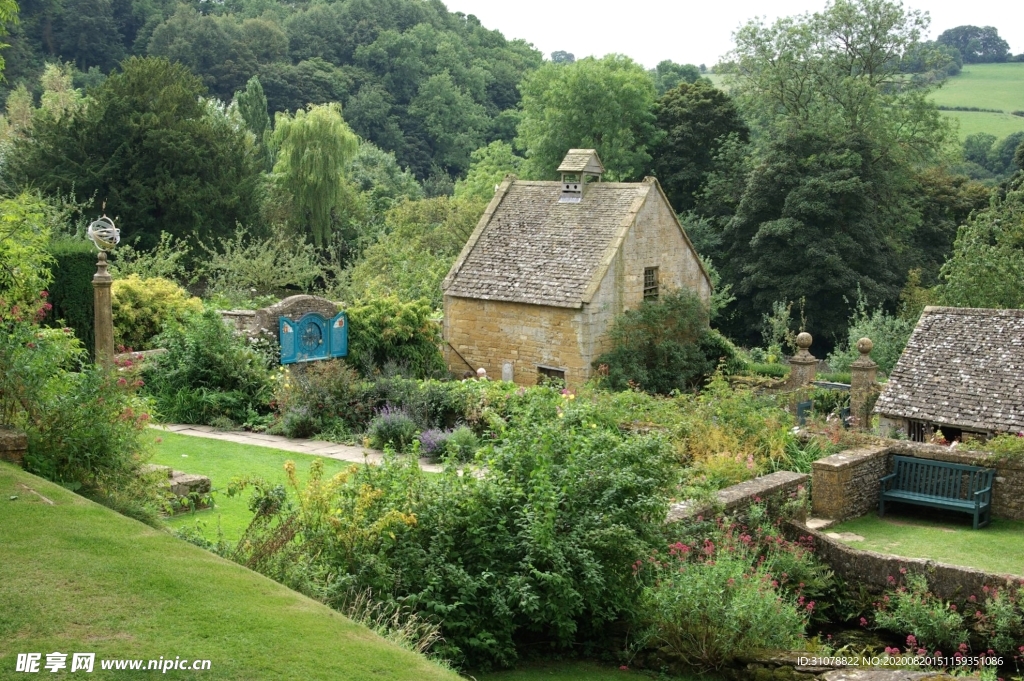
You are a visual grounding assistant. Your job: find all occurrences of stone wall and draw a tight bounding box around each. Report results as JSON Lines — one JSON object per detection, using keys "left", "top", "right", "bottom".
{"left": 812, "top": 441, "right": 1024, "bottom": 521}
{"left": 254, "top": 295, "right": 339, "bottom": 342}
{"left": 811, "top": 446, "right": 888, "bottom": 521}
{"left": 668, "top": 470, "right": 809, "bottom": 522}
{"left": 443, "top": 296, "right": 588, "bottom": 386}
{"left": 785, "top": 521, "right": 1023, "bottom": 600}
{"left": 0, "top": 428, "right": 27, "bottom": 466}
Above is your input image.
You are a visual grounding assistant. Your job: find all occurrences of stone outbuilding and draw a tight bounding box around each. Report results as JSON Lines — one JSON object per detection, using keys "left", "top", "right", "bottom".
{"left": 441, "top": 149, "right": 712, "bottom": 387}
{"left": 874, "top": 306, "right": 1024, "bottom": 441}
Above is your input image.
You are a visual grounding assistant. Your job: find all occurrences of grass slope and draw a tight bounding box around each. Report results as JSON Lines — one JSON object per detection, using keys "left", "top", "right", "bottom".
{"left": 0, "top": 462, "right": 459, "bottom": 681}
{"left": 150, "top": 431, "right": 358, "bottom": 542}
{"left": 477, "top": 660, "right": 668, "bottom": 680}
{"left": 829, "top": 512, "right": 1024, "bottom": 576}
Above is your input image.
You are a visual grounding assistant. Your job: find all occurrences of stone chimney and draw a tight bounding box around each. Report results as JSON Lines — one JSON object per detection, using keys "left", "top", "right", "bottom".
{"left": 557, "top": 149, "right": 604, "bottom": 203}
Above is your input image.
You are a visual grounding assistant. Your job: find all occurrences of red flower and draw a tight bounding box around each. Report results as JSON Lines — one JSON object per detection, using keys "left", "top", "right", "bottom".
{"left": 40, "top": 290, "right": 48, "bottom": 298}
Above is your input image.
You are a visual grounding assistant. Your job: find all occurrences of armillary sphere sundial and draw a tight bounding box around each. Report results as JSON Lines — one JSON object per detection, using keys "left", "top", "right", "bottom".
{"left": 87, "top": 214, "right": 120, "bottom": 368}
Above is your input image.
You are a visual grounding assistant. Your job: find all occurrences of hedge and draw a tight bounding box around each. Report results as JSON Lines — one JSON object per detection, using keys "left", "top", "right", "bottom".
{"left": 46, "top": 239, "right": 98, "bottom": 357}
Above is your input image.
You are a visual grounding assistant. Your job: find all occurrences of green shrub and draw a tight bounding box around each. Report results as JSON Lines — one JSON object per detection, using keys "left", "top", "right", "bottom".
{"left": 873, "top": 573, "right": 969, "bottom": 651}
{"left": 273, "top": 359, "right": 364, "bottom": 436}
{"left": 108, "top": 231, "right": 193, "bottom": 285}
{"left": 347, "top": 296, "right": 446, "bottom": 378}
{"left": 111, "top": 275, "right": 203, "bottom": 350}
{"left": 366, "top": 406, "right": 419, "bottom": 452}
{"left": 0, "top": 193, "right": 54, "bottom": 311}
{"left": 975, "top": 432, "right": 1024, "bottom": 460}
{"left": 230, "top": 394, "right": 676, "bottom": 668}
{"left": 143, "top": 309, "right": 273, "bottom": 426}
{"left": 444, "top": 425, "right": 478, "bottom": 462}
{"left": 976, "top": 585, "right": 1024, "bottom": 655}
{"left": 0, "top": 308, "right": 160, "bottom": 520}
{"left": 748, "top": 362, "right": 789, "bottom": 378}
{"left": 827, "top": 297, "right": 914, "bottom": 375}
{"left": 595, "top": 289, "right": 739, "bottom": 395}
{"left": 635, "top": 512, "right": 818, "bottom": 671}
{"left": 45, "top": 238, "right": 96, "bottom": 353}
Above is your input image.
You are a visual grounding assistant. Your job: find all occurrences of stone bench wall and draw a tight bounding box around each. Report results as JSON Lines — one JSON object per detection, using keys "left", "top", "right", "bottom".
{"left": 785, "top": 521, "right": 1023, "bottom": 601}
{"left": 812, "top": 440, "right": 1024, "bottom": 521}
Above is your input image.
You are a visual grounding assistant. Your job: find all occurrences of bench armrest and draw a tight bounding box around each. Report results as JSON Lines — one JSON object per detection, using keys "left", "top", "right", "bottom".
{"left": 973, "top": 486, "right": 992, "bottom": 500}
{"left": 880, "top": 472, "right": 897, "bottom": 490}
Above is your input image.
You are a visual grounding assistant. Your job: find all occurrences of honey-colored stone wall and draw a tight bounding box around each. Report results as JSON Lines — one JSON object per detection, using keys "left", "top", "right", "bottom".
{"left": 619, "top": 189, "right": 710, "bottom": 310}
{"left": 443, "top": 296, "right": 588, "bottom": 386}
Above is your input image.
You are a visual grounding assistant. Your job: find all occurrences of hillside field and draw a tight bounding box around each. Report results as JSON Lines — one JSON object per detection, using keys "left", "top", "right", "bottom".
{"left": 931, "top": 63, "right": 1024, "bottom": 140}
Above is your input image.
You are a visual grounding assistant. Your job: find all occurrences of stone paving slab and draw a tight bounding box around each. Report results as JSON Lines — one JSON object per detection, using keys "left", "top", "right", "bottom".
{"left": 152, "top": 425, "right": 442, "bottom": 473}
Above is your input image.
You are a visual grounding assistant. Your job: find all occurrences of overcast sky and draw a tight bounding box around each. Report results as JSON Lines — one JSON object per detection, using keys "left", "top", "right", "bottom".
{"left": 441, "top": 0, "right": 1023, "bottom": 68}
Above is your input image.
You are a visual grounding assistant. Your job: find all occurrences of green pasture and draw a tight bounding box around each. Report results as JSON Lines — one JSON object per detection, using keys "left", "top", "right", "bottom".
{"left": 828, "top": 512, "right": 1024, "bottom": 577}
{"left": 0, "top": 462, "right": 459, "bottom": 681}
{"left": 931, "top": 63, "right": 1024, "bottom": 112}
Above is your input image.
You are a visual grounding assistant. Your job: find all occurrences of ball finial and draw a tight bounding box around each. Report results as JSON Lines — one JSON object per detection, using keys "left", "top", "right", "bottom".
{"left": 795, "top": 331, "right": 812, "bottom": 350}
{"left": 856, "top": 337, "right": 873, "bottom": 356}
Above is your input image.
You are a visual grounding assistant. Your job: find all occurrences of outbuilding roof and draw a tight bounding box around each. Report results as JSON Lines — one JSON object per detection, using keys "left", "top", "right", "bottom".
{"left": 556, "top": 149, "right": 605, "bottom": 174}
{"left": 874, "top": 306, "right": 1024, "bottom": 433}
{"left": 442, "top": 179, "right": 653, "bottom": 308}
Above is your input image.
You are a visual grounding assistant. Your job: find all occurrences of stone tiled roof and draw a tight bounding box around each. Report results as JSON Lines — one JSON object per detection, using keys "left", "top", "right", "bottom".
{"left": 557, "top": 149, "right": 605, "bottom": 174}
{"left": 443, "top": 180, "right": 651, "bottom": 308}
{"left": 874, "top": 307, "right": 1024, "bottom": 433}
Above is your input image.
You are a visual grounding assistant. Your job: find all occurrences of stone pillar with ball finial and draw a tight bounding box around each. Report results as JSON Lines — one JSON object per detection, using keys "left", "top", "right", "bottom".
{"left": 849, "top": 337, "right": 879, "bottom": 430}
{"left": 787, "top": 331, "right": 817, "bottom": 389}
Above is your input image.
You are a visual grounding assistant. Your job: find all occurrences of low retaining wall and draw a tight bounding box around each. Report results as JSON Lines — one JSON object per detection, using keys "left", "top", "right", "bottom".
{"left": 812, "top": 440, "right": 1024, "bottom": 521}
{"left": 785, "top": 521, "right": 1023, "bottom": 600}
{"left": 667, "top": 470, "right": 809, "bottom": 522}
{"left": 0, "top": 427, "right": 27, "bottom": 466}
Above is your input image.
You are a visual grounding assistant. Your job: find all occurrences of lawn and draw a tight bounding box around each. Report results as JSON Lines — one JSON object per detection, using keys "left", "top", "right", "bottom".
{"left": 149, "top": 431, "right": 358, "bottom": 542}
{"left": 0, "top": 462, "right": 460, "bottom": 681}
{"left": 828, "top": 512, "right": 1024, "bottom": 576}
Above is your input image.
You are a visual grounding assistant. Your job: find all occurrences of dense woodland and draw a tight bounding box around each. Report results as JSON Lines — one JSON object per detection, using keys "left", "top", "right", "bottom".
{"left": 0, "top": 0, "right": 1022, "bottom": 352}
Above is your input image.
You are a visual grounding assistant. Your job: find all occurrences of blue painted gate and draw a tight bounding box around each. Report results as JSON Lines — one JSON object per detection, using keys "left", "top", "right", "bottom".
{"left": 279, "top": 311, "right": 348, "bottom": 364}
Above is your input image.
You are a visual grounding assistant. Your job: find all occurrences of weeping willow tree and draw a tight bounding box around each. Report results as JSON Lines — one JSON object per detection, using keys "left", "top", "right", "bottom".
{"left": 272, "top": 103, "right": 359, "bottom": 246}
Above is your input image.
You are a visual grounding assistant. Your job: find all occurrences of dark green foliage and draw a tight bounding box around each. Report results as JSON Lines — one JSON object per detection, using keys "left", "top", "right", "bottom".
{"left": 595, "top": 288, "right": 737, "bottom": 394}
{"left": 7, "top": 57, "right": 263, "bottom": 250}
{"left": 652, "top": 80, "right": 749, "bottom": 211}
{"left": 936, "top": 25, "right": 1010, "bottom": 63}
{"left": 142, "top": 309, "right": 273, "bottom": 426}
{"left": 717, "top": 132, "right": 906, "bottom": 348}
{"left": 45, "top": 239, "right": 97, "bottom": 355}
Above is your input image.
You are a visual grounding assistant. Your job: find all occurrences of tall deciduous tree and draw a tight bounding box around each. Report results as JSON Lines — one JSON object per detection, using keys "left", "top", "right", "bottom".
{"left": 6, "top": 57, "right": 263, "bottom": 249}
{"left": 936, "top": 25, "right": 1010, "bottom": 64}
{"left": 272, "top": 102, "right": 359, "bottom": 246}
{"left": 235, "top": 75, "right": 273, "bottom": 171}
{"left": 516, "top": 54, "right": 659, "bottom": 181}
{"left": 652, "top": 81, "right": 748, "bottom": 212}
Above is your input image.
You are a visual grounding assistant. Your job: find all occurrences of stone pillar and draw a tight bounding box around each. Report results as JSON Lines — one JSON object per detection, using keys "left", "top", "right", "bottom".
{"left": 93, "top": 251, "right": 114, "bottom": 368}
{"left": 787, "top": 332, "right": 817, "bottom": 389}
{"left": 849, "top": 337, "right": 878, "bottom": 429}
{"left": 0, "top": 427, "right": 28, "bottom": 467}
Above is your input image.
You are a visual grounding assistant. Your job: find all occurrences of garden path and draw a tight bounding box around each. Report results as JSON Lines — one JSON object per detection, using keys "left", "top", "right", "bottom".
{"left": 152, "top": 424, "right": 444, "bottom": 473}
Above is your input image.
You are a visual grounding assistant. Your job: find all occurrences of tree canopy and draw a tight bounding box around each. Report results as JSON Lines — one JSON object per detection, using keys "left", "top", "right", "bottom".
{"left": 516, "top": 54, "right": 659, "bottom": 181}
{"left": 936, "top": 25, "right": 1010, "bottom": 64}
{"left": 6, "top": 57, "right": 262, "bottom": 249}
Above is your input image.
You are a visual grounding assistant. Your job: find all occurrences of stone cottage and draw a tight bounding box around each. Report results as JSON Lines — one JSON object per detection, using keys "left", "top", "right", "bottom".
{"left": 441, "top": 149, "right": 712, "bottom": 387}
{"left": 874, "top": 306, "right": 1024, "bottom": 441}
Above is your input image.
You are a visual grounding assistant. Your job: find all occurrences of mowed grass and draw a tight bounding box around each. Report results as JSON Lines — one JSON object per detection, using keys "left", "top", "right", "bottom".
{"left": 941, "top": 111, "right": 1024, "bottom": 141}
{"left": 829, "top": 511, "right": 1024, "bottom": 576}
{"left": 149, "top": 431, "right": 358, "bottom": 542}
{"left": 0, "top": 462, "right": 460, "bottom": 681}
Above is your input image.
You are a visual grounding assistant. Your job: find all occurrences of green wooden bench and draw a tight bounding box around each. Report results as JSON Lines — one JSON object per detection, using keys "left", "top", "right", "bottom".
{"left": 879, "top": 455, "right": 995, "bottom": 529}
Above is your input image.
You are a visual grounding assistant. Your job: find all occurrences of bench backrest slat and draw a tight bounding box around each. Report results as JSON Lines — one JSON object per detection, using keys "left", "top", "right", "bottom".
{"left": 890, "top": 456, "right": 993, "bottom": 500}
